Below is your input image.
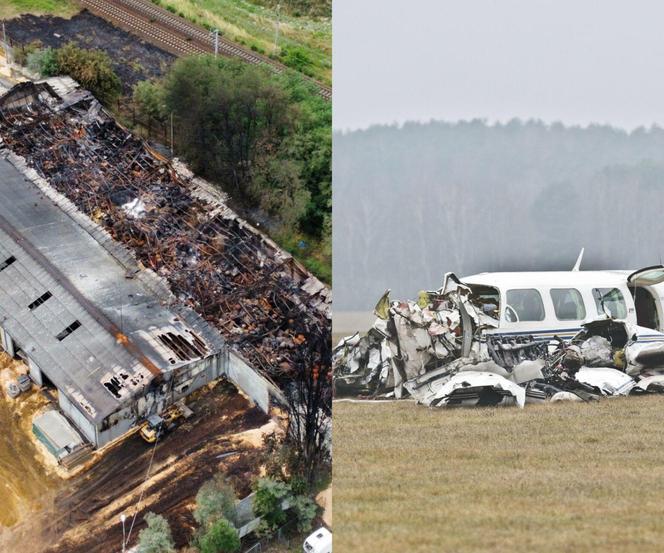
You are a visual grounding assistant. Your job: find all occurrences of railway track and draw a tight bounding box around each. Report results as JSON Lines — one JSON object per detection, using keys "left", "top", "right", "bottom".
{"left": 78, "top": 0, "right": 332, "bottom": 100}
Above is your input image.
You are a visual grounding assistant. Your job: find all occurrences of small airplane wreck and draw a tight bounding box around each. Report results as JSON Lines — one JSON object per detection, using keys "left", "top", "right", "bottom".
{"left": 333, "top": 255, "right": 664, "bottom": 407}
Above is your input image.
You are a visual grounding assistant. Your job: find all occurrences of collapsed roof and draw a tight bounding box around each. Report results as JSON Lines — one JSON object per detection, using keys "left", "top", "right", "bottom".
{"left": 0, "top": 152, "right": 223, "bottom": 423}
{"left": 0, "top": 78, "right": 331, "bottom": 394}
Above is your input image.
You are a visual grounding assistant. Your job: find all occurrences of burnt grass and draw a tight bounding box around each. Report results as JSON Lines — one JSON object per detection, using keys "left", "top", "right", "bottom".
{"left": 5, "top": 10, "right": 175, "bottom": 94}
{"left": 51, "top": 381, "right": 269, "bottom": 552}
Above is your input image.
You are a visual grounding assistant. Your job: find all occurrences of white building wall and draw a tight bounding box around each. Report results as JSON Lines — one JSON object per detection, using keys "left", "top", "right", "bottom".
{"left": 22, "top": 345, "right": 276, "bottom": 449}
{"left": 0, "top": 325, "right": 15, "bottom": 357}
{"left": 58, "top": 392, "right": 98, "bottom": 446}
{"left": 97, "top": 406, "right": 136, "bottom": 446}
{"left": 226, "top": 351, "right": 283, "bottom": 413}
{"left": 172, "top": 354, "right": 223, "bottom": 402}
{"left": 27, "top": 356, "right": 43, "bottom": 386}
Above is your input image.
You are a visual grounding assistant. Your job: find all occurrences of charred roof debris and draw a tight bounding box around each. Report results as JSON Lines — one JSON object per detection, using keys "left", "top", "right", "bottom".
{"left": 0, "top": 78, "right": 331, "bottom": 458}
{"left": 334, "top": 274, "right": 664, "bottom": 408}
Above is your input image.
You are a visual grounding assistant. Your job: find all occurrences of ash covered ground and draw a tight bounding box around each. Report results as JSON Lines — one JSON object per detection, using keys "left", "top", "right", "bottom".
{"left": 5, "top": 10, "right": 174, "bottom": 93}
{"left": 2, "top": 381, "right": 270, "bottom": 553}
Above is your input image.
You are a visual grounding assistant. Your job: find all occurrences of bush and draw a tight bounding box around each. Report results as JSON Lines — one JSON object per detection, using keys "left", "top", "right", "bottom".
{"left": 291, "top": 495, "right": 317, "bottom": 533}
{"left": 194, "top": 475, "right": 238, "bottom": 529}
{"left": 137, "top": 512, "right": 176, "bottom": 553}
{"left": 54, "top": 42, "right": 122, "bottom": 105}
{"left": 250, "top": 158, "right": 310, "bottom": 228}
{"left": 199, "top": 519, "right": 240, "bottom": 553}
{"left": 253, "top": 478, "right": 293, "bottom": 536}
{"left": 280, "top": 47, "right": 313, "bottom": 73}
{"left": 254, "top": 478, "right": 291, "bottom": 532}
{"left": 14, "top": 40, "right": 42, "bottom": 67}
{"left": 275, "top": 72, "right": 331, "bottom": 240}
{"left": 253, "top": 477, "right": 320, "bottom": 537}
{"left": 26, "top": 48, "right": 59, "bottom": 77}
{"left": 133, "top": 80, "right": 167, "bottom": 121}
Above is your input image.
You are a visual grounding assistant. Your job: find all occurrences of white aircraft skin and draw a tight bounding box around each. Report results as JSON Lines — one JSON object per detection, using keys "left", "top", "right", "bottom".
{"left": 460, "top": 263, "right": 664, "bottom": 344}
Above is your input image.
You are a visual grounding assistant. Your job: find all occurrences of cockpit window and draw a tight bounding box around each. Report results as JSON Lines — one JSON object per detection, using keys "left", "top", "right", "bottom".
{"left": 466, "top": 284, "right": 500, "bottom": 319}
{"left": 592, "top": 287, "right": 627, "bottom": 319}
{"left": 505, "top": 289, "right": 545, "bottom": 322}
{"left": 550, "top": 288, "right": 586, "bottom": 321}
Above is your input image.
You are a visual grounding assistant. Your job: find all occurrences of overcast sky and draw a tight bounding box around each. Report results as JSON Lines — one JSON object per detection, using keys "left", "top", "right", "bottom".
{"left": 333, "top": 0, "right": 664, "bottom": 131}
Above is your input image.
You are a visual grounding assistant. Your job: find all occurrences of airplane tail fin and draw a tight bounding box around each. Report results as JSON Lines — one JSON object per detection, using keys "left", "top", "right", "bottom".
{"left": 572, "top": 248, "right": 584, "bottom": 271}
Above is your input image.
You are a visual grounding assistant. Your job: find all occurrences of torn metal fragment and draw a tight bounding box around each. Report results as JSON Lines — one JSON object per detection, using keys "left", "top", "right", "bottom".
{"left": 413, "top": 372, "right": 526, "bottom": 409}
{"left": 574, "top": 367, "right": 635, "bottom": 396}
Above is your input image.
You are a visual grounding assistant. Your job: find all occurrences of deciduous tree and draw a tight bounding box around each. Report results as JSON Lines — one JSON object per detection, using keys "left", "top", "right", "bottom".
{"left": 137, "top": 512, "right": 176, "bottom": 553}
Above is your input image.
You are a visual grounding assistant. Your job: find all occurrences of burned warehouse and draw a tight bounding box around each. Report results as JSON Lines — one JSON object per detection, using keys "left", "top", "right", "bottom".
{"left": 0, "top": 143, "right": 228, "bottom": 449}
{"left": 0, "top": 78, "right": 330, "bottom": 453}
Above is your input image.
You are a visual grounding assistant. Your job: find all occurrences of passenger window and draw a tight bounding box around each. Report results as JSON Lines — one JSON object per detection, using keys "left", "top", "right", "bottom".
{"left": 505, "top": 289, "right": 545, "bottom": 322}
{"left": 550, "top": 288, "right": 586, "bottom": 321}
{"left": 592, "top": 288, "right": 627, "bottom": 319}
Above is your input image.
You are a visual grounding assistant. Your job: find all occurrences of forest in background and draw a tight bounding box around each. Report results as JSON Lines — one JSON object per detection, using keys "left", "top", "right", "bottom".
{"left": 334, "top": 119, "right": 664, "bottom": 310}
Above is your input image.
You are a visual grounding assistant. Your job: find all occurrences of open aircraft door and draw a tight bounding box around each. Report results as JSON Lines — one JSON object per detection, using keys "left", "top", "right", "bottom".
{"left": 627, "top": 266, "right": 664, "bottom": 331}
{"left": 627, "top": 265, "right": 664, "bottom": 286}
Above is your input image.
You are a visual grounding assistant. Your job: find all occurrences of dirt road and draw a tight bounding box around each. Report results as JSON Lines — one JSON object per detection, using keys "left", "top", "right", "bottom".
{"left": 0, "top": 354, "right": 59, "bottom": 529}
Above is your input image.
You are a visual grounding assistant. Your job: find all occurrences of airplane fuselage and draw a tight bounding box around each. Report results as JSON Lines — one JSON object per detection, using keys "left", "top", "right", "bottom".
{"left": 461, "top": 267, "right": 664, "bottom": 343}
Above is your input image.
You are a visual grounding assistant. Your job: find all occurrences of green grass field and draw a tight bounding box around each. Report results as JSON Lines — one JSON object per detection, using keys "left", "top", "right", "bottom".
{"left": 334, "top": 397, "right": 664, "bottom": 552}
{"left": 0, "top": 0, "right": 78, "bottom": 19}
{"left": 152, "top": 0, "right": 331, "bottom": 84}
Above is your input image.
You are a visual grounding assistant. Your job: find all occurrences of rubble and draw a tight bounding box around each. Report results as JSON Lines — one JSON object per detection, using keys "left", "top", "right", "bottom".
{"left": 334, "top": 273, "right": 664, "bottom": 408}
{"left": 0, "top": 81, "right": 331, "bottom": 393}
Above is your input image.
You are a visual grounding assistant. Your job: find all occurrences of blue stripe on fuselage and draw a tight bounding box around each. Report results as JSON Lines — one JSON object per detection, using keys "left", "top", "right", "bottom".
{"left": 488, "top": 328, "right": 581, "bottom": 342}
{"left": 489, "top": 328, "right": 664, "bottom": 342}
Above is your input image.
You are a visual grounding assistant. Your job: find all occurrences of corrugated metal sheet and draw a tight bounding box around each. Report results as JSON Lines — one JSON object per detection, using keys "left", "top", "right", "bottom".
{"left": 58, "top": 393, "right": 97, "bottom": 445}
{"left": 0, "top": 155, "right": 224, "bottom": 426}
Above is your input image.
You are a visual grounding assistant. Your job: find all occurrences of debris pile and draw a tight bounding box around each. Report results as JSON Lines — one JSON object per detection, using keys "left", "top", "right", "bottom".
{"left": 0, "top": 82, "right": 330, "bottom": 389}
{"left": 334, "top": 275, "right": 664, "bottom": 407}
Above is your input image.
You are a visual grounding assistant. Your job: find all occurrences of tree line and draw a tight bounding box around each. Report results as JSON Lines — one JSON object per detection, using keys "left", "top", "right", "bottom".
{"left": 134, "top": 55, "right": 331, "bottom": 281}
{"left": 22, "top": 43, "right": 331, "bottom": 282}
{"left": 334, "top": 119, "right": 664, "bottom": 310}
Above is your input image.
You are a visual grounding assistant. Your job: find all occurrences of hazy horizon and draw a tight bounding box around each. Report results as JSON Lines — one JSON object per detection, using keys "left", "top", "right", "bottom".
{"left": 333, "top": 119, "right": 664, "bottom": 310}
{"left": 334, "top": 0, "right": 664, "bottom": 132}
{"left": 333, "top": 0, "right": 664, "bottom": 311}
{"left": 334, "top": 116, "right": 664, "bottom": 135}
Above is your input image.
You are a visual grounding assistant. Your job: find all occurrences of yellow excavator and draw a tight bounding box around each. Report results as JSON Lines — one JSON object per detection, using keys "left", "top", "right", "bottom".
{"left": 139, "top": 404, "right": 185, "bottom": 443}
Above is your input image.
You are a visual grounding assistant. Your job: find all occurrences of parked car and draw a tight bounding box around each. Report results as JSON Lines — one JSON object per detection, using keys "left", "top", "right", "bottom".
{"left": 303, "top": 527, "right": 332, "bottom": 553}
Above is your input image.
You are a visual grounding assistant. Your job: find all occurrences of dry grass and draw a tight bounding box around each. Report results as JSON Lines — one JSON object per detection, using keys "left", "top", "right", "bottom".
{"left": 0, "top": 353, "right": 59, "bottom": 529}
{"left": 153, "top": 0, "right": 331, "bottom": 84}
{"left": 0, "top": 0, "right": 78, "bottom": 19}
{"left": 334, "top": 396, "right": 664, "bottom": 553}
